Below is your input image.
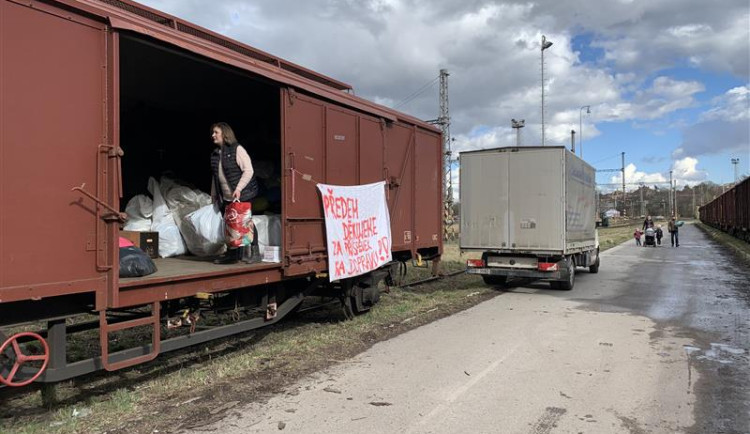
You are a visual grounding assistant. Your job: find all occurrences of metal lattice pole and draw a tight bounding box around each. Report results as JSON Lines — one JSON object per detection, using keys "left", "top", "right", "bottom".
{"left": 438, "top": 69, "right": 454, "bottom": 240}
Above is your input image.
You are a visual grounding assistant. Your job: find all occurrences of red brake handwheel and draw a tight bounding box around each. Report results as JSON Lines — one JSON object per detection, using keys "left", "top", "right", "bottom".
{"left": 0, "top": 332, "right": 50, "bottom": 387}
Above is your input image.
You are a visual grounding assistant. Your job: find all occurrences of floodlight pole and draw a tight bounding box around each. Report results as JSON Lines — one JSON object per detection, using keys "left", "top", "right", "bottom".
{"left": 579, "top": 105, "right": 590, "bottom": 158}
{"left": 541, "top": 35, "right": 553, "bottom": 146}
{"left": 732, "top": 158, "right": 740, "bottom": 183}
{"left": 511, "top": 119, "right": 525, "bottom": 147}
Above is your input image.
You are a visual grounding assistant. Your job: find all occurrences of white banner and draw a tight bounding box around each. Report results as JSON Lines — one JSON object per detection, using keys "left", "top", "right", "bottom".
{"left": 318, "top": 181, "right": 392, "bottom": 282}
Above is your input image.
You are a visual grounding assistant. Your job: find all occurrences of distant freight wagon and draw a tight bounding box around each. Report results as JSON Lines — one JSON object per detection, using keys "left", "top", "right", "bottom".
{"left": 0, "top": 0, "right": 442, "bottom": 388}
{"left": 699, "top": 177, "right": 750, "bottom": 242}
{"left": 460, "top": 146, "right": 600, "bottom": 290}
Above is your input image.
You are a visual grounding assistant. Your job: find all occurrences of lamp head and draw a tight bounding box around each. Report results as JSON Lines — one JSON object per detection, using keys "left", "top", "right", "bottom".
{"left": 541, "top": 35, "right": 553, "bottom": 51}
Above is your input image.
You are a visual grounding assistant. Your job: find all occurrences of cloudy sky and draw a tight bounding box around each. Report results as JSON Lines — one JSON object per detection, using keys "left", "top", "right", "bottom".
{"left": 140, "top": 0, "right": 749, "bottom": 192}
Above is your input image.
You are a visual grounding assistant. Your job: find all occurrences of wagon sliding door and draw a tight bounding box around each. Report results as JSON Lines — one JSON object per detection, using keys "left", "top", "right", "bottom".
{"left": 282, "top": 90, "right": 328, "bottom": 275}
{"left": 0, "top": 1, "right": 111, "bottom": 305}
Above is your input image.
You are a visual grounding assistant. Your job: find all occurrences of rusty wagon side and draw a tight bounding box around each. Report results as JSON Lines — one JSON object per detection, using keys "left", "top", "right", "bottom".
{"left": 699, "top": 177, "right": 750, "bottom": 242}
{"left": 0, "top": 0, "right": 442, "bottom": 388}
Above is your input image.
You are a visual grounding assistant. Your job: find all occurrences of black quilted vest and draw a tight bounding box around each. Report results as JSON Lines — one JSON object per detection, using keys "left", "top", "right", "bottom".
{"left": 210, "top": 143, "right": 259, "bottom": 203}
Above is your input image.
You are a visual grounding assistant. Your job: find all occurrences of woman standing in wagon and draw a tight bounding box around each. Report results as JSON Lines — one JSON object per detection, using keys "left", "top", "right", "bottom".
{"left": 210, "top": 122, "right": 262, "bottom": 264}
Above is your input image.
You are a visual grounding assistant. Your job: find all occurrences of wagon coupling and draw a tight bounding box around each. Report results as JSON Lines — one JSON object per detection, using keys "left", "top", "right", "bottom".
{"left": 0, "top": 332, "right": 50, "bottom": 387}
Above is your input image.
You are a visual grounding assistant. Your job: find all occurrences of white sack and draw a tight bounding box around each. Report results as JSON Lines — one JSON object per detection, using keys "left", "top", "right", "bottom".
{"left": 125, "top": 194, "right": 153, "bottom": 219}
{"left": 251, "top": 214, "right": 281, "bottom": 255}
{"left": 123, "top": 218, "right": 152, "bottom": 232}
{"left": 181, "top": 204, "right": 226, "bottom": 257}
{"left": 123, "top": 194, "right": 153, "bottom": 231}
{"left": 148, "top": 177, "right": 186, "bottom": 257}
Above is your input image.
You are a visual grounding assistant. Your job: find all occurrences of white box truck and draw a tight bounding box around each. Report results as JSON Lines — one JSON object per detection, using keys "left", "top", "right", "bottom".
{"left": 460, "top": 146, "right": 599, "bottom": 290}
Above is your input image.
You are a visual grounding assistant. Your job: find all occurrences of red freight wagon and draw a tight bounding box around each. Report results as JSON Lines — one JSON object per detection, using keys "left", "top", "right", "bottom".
{"left": 699, "top": 177, "right": 750, "bottom": 242}
{"left": 0, "top": 0, "right": 442, "bottom": 388}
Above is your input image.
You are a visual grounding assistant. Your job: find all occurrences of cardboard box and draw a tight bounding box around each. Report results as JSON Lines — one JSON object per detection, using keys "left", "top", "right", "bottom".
{"left": 120, "top": 230, "right": 159, "bottom": 258}
{"left": 262, "top": 246, "right": 281, "bottom": 263}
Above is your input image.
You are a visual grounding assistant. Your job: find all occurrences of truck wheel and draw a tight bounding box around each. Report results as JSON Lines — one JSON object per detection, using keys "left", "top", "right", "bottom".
{"left": 482, "top": 275, "right": 507, "bottom": 287}
{"left": 589, "top": 254, "right": 600, "bottom": 274}
{"left": 558, "top": 259, "right": 575, "bottom": 290}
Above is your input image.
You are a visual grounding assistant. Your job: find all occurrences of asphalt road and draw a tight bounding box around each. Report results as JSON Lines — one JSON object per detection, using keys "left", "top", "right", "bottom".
{"left": 195, "top": 224, "right": 749, "bottom": 434}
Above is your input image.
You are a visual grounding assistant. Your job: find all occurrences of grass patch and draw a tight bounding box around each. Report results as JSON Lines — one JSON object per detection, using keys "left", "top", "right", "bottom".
{"left": 598, "top": 225, "right": 636, "bottom": 251}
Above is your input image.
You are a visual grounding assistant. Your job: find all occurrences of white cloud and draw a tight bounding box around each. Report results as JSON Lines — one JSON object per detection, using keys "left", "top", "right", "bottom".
{"left": 590, "top": 6, "right": 749, "bottom": 77}
{"left": 607, "top": 158, "right": 707, "bottom": 190}
{"left": 700, "top": 85, "right": 750, "bottom": 123}
{"left": 610, "top": 163, "right": 668, "bottom": 191}
{"left": 673, "top": 85, "right": 750, "bottom": 158}
{"left": 671, "top": 157, "right": 708, "bottom": 186}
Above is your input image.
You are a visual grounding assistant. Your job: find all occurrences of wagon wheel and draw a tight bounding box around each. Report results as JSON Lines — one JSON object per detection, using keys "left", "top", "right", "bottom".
{"left": 340, "top": 295, "right": 355, "bottom": 320}
{"left": 0, "top": 332, "right": 50, "bottom": 387}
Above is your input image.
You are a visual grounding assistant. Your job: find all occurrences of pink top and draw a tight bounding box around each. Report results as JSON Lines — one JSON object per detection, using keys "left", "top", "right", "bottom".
{"left": 119, "top": 237, "right": 135, "bottom": 248}
{"left": 213, "top": 145, "right": 254, "bottom": 201}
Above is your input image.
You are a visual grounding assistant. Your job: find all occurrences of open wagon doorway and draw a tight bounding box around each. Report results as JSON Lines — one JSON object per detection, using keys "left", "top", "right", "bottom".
{"left": 117, "top": 33, "right": 283, "bottom": 285}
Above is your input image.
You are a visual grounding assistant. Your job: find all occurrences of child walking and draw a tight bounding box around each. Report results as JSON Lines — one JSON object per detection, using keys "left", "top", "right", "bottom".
{"left": 634, "top": 228, "right": 642, "bottom": 246}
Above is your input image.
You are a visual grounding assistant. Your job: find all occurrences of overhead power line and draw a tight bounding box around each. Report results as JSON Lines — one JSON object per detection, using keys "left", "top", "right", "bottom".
{"left": 394, "top": 75, "right": 440, "bottom": 109}
{"left": 591, "top": 153, "right": 623, "bottom": 165}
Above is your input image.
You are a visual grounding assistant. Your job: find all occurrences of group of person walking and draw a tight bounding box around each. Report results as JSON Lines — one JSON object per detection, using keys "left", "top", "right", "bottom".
{"left": 634, "top": 216, "right": 680, "bottom": 247}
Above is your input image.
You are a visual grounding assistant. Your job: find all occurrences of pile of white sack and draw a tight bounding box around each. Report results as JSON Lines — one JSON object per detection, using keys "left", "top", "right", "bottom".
{"left": 124, "top": 177, "right": 225, "bottom": 258}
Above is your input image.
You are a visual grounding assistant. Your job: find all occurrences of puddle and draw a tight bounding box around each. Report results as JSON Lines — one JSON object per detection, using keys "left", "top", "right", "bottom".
{"left": 683, "top": 343, "right": 747, "bottom": 364}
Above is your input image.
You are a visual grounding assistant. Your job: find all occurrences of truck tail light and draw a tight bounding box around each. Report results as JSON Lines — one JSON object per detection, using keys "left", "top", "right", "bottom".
{"left": 467, "top": 259, "right": 485, "bottom": 268}
{"left": 538, "top": 262, "right": 558, "bottom": 271}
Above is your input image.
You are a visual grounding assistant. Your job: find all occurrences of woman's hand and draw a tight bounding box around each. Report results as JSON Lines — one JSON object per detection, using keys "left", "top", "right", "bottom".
{"left": 232, "top": 190, "right": 241, "bottom": 200}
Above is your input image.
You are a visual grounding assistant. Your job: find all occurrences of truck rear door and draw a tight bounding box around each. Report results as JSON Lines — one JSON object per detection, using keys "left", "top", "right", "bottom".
{"left": 460, "top": 151, "right": 510, "bottom": 249}
{"left": 507, "top": 149, "right": 564, "bottom": 251}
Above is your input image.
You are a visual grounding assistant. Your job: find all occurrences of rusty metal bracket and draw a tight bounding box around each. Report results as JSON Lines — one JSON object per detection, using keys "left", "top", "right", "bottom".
{"left": 72, "top": 183, "right": 127, "bottom": 223}
{"left": 288, "top": 152, "right": 296, "bottom": 203}
{"left": 103, "top": 144, "right": 125, "bottom": 199}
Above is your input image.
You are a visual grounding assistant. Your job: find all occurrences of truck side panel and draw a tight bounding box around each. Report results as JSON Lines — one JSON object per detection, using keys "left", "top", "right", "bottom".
{"left": 460, "top": 152, "right": 510, "bottom": 249}
{"left": 564, "top": 151, "right": 597, "bottom": 250}
{"left": 0, "top": 1, "right": 108, "bottom": 302}
{"left": 507, "top": 149, "right": 564, "bottom": 251}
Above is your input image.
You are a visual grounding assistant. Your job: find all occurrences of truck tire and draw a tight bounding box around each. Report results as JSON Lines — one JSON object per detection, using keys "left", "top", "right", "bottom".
{"left": 589, "top": 253, "right": 600, "bottom": 274}
{"left": 558, "top": 258, "right": 575, "bottom": 290}
{"left": 482, "top": 275, "right": 507, "bottom": 287}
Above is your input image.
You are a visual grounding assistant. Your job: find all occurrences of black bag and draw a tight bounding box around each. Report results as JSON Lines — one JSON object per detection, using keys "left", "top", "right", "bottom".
{"left": 119, "top": 246, "right": 158, "bottom": 278}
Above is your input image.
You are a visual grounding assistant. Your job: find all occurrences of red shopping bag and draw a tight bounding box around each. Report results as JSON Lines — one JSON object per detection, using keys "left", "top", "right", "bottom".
{"left": 224, "top": 201, "right": 255, "bottom": 248}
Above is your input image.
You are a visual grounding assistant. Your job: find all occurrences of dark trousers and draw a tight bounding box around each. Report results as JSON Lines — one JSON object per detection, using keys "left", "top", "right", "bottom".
{"left": 670, "top": 231, "right": 679, "bottom": 247}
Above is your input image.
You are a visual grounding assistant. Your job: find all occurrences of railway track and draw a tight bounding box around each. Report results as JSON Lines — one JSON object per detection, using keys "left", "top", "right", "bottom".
{"left": 399, "top": 269, "right": 466, "bottom": 288}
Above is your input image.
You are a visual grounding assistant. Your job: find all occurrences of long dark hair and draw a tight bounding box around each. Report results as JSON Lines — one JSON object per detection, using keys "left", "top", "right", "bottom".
{"left": 211, "top": 122, "right": 239, "bottom": 146}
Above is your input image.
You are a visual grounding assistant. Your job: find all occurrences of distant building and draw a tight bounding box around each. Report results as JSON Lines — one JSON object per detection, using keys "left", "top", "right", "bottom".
{"left": 604, "top": 209, "right": 621, "bottom": 218}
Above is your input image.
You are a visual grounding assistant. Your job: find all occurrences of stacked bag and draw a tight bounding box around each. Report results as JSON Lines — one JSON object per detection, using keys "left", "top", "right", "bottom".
{"left": 123, "top": 177, "right": 226, "bottom": 258}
